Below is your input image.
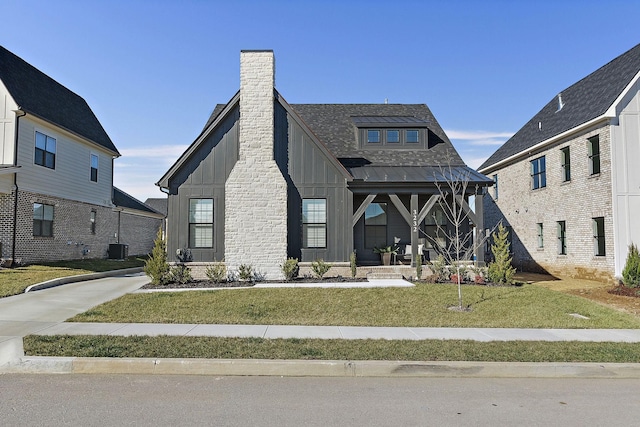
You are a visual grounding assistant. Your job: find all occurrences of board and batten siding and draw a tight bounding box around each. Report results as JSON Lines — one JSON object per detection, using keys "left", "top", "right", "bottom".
{"left": 15, "top": 115, "right": 114, "bottom": 207}
{"left": 167, "top": 106, "right": 239, "bottom": 262}
{"left": 0, "top": 79, "right": 18, "bottom": 166}
{"left": 276, "top": 103, "right": 352, "bottom": 262}
{"left": 612, "top": 79, "right": 640, "bottom": 277}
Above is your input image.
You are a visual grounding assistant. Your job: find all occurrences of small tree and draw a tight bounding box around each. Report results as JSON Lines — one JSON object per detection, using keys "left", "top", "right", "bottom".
{"left": 487, "top": 223, "right": 516, "bottom": 285}
{"left": 144, "top": 228, "right": 170, "bottom": 285}
{"left": 281, "top": 258, "right": 299, "bottom": 281}
{"left": 415, "top": 254, "right": 423, "bottom": 280}
{"left": 350, "top": 251, "right": 357, "bottom": 278}
{"left": 622, "top": 243, "right": 640, "bottom": 288}
{"left": 205, "top": 261, "right": 227, "bottom": 283}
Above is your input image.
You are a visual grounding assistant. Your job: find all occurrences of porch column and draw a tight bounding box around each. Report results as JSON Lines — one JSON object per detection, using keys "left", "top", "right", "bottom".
{"left": 410, "top": 193, "right": 419, "bottom": 267}
{"left": 474, "top": 194, "right": 485, "bottom": 266}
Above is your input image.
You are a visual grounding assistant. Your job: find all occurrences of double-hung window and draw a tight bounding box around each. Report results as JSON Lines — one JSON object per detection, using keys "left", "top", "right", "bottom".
{"left": 33, "top": 203, "right": 54, "bottom": 237}
{"left": 302, "top": 199, "right": 326, "bottom": 248}
{"left": 35, "top": 131, "right": 56, "bottom": 169}
{"left": 588, "top": 135, "right": 600, "bottom": 175}
{"left": 189, "top": 199, "right": 213, "bottom": 248}
{"left": 593, "top": 217, "right": 605, "bottom": 256}
{"left": 90, "top": 154, "right": 99, "bottom": 182}
{"left": 560, "top": 147, "right": 571, "bottom": 182}
{"left": 557, "top": 221, "right": 567, "bottom": 255}
{"left": 531, "top": 156, "right": 546, "bottom": 190}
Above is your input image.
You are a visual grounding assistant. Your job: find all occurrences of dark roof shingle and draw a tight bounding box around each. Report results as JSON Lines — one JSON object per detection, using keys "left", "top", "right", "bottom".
{"left": 480, "top": 43, "right": 640, "bottom": 172}
{"left": 113, "top": 187, "right": 163, "bottom": 215}
{"left": 0, "top": 46, "right": 119, "bottom": 155}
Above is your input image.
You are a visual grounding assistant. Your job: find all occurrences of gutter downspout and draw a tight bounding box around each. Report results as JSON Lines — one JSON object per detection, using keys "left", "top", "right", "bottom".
{"left": 11, "top": 109, "right": 26, "bottom": 262}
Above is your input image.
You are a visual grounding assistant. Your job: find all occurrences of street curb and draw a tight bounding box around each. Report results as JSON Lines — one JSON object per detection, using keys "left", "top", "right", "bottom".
{"left": 5, "top": 357, "right": 640, "bottom": 378}
{"left": 24, "top": 267, "right": 145, "bottom": 293}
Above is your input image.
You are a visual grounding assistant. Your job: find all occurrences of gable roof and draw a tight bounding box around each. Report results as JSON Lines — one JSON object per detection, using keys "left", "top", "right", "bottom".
{"left": 479, "top": 43, "right": 640, "bottom": 173}
{"left": 144, "top": 198, "right": 168, "bottom": 216}
{"left": 0, "top": 46, "right": 119, "bottom": 155}
{"left": 113, "top": 187, "right": 164, "bottom": 217}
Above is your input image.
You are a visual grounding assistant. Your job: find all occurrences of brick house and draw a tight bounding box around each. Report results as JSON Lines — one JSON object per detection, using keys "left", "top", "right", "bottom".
{"left": 0, "top": 45, "right": 162, "bottom": 264}
{"left": 158, "top": 50, "right": 492, "bottom": 279}
{"left": 479, "top": 43, "right": 640, "bottom": 283}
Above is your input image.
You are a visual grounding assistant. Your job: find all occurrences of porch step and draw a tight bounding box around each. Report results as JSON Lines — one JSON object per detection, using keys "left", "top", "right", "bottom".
{"left": 366, "top": 272, "right": 405, "bottom": 280}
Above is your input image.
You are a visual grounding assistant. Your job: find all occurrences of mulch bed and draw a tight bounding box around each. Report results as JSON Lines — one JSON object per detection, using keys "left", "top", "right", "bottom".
{"left": 608, "top": 284, "right": 640, "bottom": 298}
{"left": 142, "top": 276, "right": 366, "bottom": 290}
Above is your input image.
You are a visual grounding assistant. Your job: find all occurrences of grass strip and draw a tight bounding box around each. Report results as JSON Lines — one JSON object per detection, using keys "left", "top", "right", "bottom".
{"left": 70, "top": 283, "right": 640, "bottom": 329}
{"left": 0, "top": 257, "right": 146, "bottom": 298}
{"left": 23, "top": 335, "right": 640, "bottom": 363}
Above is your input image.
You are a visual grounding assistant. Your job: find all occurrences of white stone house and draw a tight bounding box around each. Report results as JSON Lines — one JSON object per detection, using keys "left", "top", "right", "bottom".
{"left": 158, "top": 50, "right": 491, "bottom": 280}
{"left": 479, "top": 43, "right": 640, "bottom": 283}
{"left": 0, "top": 45, "right": 163, "bottom": 264}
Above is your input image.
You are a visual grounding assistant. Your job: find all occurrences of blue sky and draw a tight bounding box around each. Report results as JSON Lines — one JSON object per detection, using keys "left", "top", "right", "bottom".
{"left": 2, "top": 0, "right": 639, "bottom": 201}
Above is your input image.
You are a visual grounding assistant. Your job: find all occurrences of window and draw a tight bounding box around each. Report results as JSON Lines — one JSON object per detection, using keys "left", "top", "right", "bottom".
{"left": 560, "top": 147, "right": 571, "bottom": 182}
{"left": 189, "top": 199, "right": 213, "bottom": 248}
{"left": 367, "top": 130, "right": 380, "bottom": 143}
{"left": 302, "top": 199, "right": 326, "bottom": 248}
{"left": 33, "top": 203, "right": 54, "bottom": 237}
{"left": 531, "top": 156, "right": 546, "bottom": 190}
{"left": 386, "top": 129, "right": 399, "bottom": 143}
{"left": 34, "top": 131, "right": 56, "bottom": 169}
{"left": 90, "top": 154, "right": 99, "bottom": 182}
{"left": 537, "top": 223, "right": 544, "bottom": 248}
{"left": 365, "top": 202, "right": 387, "bottom": 249}
{"left": 557, "top": 220, "right": 566, "bottom": 255}
{"left": 588, "top": 135, "right": 600, "bottom": 175}
{"left": 406, "top": 130, "right": 419, "bottom": 143}
{"left": 90, "top": 210, "right": 96, "bottom": 234}
{"left": 593, "top": 217, "right": 605, "bottom": 256}
{"left": 493, "top": 174, "right": 499, "bottom": 200}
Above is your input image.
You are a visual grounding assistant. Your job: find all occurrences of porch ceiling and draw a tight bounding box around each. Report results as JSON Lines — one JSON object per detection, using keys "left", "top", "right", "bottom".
{"left": 348, "top": 165, "right": 493, "bottom": 185}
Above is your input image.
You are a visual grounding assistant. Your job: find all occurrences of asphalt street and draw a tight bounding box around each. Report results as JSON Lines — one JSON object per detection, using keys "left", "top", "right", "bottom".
{"left": 2, "top": 375, "right": 640, "bottom": 426}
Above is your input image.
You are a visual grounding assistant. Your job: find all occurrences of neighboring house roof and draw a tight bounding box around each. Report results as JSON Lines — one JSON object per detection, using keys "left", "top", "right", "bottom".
{"left": 0, "top": 45, "right": 119, "bottom": 155}
{"left": 113, "top": 187, "right": 164, "bottom": 217}
{"left": 479, "top": 43, "right": 640, "bottom": 173}
{"left": 143, "top": 198, "right": 168, "bottom": 216}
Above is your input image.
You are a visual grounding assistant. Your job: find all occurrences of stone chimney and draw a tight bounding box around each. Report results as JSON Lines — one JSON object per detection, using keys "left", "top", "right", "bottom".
{"left": 224, "top": 50, "right": 287, "bottom": 280}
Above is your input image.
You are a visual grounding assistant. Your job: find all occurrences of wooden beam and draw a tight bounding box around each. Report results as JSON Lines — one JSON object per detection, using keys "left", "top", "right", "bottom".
{"left": 352, "top": 194, "right": 377, "bottom": 227}
{"left": 417, "top": 195, "right": 440, "bottom": 223}
{"left": 389, "top": 194, "right": 411, "bottom": 225}
{"left": 454, "top": 195, "right": 479, "bottom": 226}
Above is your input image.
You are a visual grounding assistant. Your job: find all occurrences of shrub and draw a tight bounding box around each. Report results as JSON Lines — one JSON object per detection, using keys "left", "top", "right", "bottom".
{"left": 238, "top": 264, "right": 254, "bottom": 282}
{"left": 169, "top": 264, "right": 192, "bottom": 284}
{"left": 280, "top": 258, "right": 299, "bottom": 281}
{"left": 487, "top": 223, "right": 516, "bottom": 285}
{"left": 622, "top": 243, "right": 640, "bottom": 288}
{"left": 205, "top": 262, "right": 227, "bottom": 283}
{"left": 415, "top": 254, "right": 423, "bottom": 280}
{"left": 144, "top": 228, "right": 170, "bottom": 285}
{"left": 311, "top": 259, "right": 332, "bottom": 279}
{"left": 430, "top": 254, "right": 449, "bottom": 282}
{"left": 350, "top": 251, "right": 357, "bottom": 278}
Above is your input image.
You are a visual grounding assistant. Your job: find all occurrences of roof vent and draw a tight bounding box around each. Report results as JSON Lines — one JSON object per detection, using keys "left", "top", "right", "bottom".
{"left": 556, "top": 93, "right": 565, "bottom": 112}
{"left": 538, "top": 121, "right": 542, "bottom": 131}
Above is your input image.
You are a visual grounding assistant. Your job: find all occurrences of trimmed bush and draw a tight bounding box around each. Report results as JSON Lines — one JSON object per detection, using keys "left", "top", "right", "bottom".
{"left": 622, "top": 243, "right": 640, "bottom": 288}
{"left": 281, "top": 258, "right": 299, "bottom": 281}
{"left": 144, "top": 228, "right": 170, "bottom": 285}
{"left": 350, "top": 251, "right": 357, "bottom": 278}
{"left": 238, "top": 264, "right": 254, "bottom": 282}
{"left": 487, "top": 223, "right": 516, "bottom": 285}
{"left": 205, "top": 262, "right": 227, "bottom": 283}
{"left": 169, "top": 264, "right": 192, "bottom": 284}
{"left": 311, "top": 259, "right": 331, "bottom": 279}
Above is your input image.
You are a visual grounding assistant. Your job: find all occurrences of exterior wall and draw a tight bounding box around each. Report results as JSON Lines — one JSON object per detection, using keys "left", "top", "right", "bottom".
{"left": 118, "top": 212, "right": 163, "bottom": 256}
{"left": 225, "top": 51, "right": 288, "bottom": 280}
{"left": 276, "top": 102, "right": 351, "bottom": 263}
{"left": 484, "top": 122, "right": 615, "bottom": 282}
{"left": 166, "top": 106, "right": 239, "bottom": 262}
{"left": 13, "top": 189, "right": 119, "bottom": 264}
{"left": 0, "top": 190, "right": 15, "bottom": 259}
{"left": 16, "top": 115, "right": 114, "bottom": 207}
{"left": 611, "top": 81, "right": 640, "bottom": 277}
{"left": 0, "top": 79, "right": 18, "bottom": 165}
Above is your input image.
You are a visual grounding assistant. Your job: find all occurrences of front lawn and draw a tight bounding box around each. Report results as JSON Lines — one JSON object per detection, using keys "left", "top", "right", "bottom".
{"left": 70, "top": 283, "right": 640, "bottom": 329}
{"left": 0, "top": 257, "right": 146, "bottom": 298}
{"left": 23, "top": 335, "right": 640, "bottom": 363}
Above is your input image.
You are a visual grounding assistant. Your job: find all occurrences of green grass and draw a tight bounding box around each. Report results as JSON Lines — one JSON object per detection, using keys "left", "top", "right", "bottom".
{"left": 23, "top": 335, "right": 640, "bottom": 363}
{"left": 0, "top": 257, "right": 146, "bottom": 298}
{"left": 70, "top": 283, "right": 640, "bottom": 329}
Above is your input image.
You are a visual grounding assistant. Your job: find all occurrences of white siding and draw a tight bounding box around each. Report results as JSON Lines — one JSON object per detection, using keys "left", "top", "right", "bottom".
{"left": 611, "top": 80, "right": 640, "bottom": 276}
{"left": 16, "top": 115, "right": 114, "bottom": 207}
{"left": 0, "top": 79, "right": 18, "bottom": 165}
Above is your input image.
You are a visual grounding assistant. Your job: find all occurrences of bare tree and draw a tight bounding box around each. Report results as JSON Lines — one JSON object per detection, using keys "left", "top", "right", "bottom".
{"left": 421, "top": 162, "right": 494, "bottom": 310}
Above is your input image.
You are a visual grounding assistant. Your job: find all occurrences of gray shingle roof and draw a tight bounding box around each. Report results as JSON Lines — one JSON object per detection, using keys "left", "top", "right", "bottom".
{"left": 143, "top": 198, "right": 168, "bottom": 216}
{"left": 479, "top": 43, "right": 640, "bottom": 172}
{"left": 113, "top": 187, "right": 163, "bottom": 216}
{"left": 0, "top": 46, "right": 119, "bottom": 155}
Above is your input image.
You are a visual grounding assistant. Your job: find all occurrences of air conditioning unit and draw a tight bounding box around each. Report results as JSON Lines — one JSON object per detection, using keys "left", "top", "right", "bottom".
{"left": 108, "top": 243, "right": 128, "bottom": 259}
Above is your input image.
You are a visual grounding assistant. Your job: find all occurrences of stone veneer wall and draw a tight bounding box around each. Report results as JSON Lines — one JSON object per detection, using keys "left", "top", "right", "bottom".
{"left": 224, "top": 51, "right": 288, "bottom": 280}
{"left": 13, "top": 189, "right": 119, "bottom": 264}
{"left": 484, "top": 123, "right": 616, "bottom": 283}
